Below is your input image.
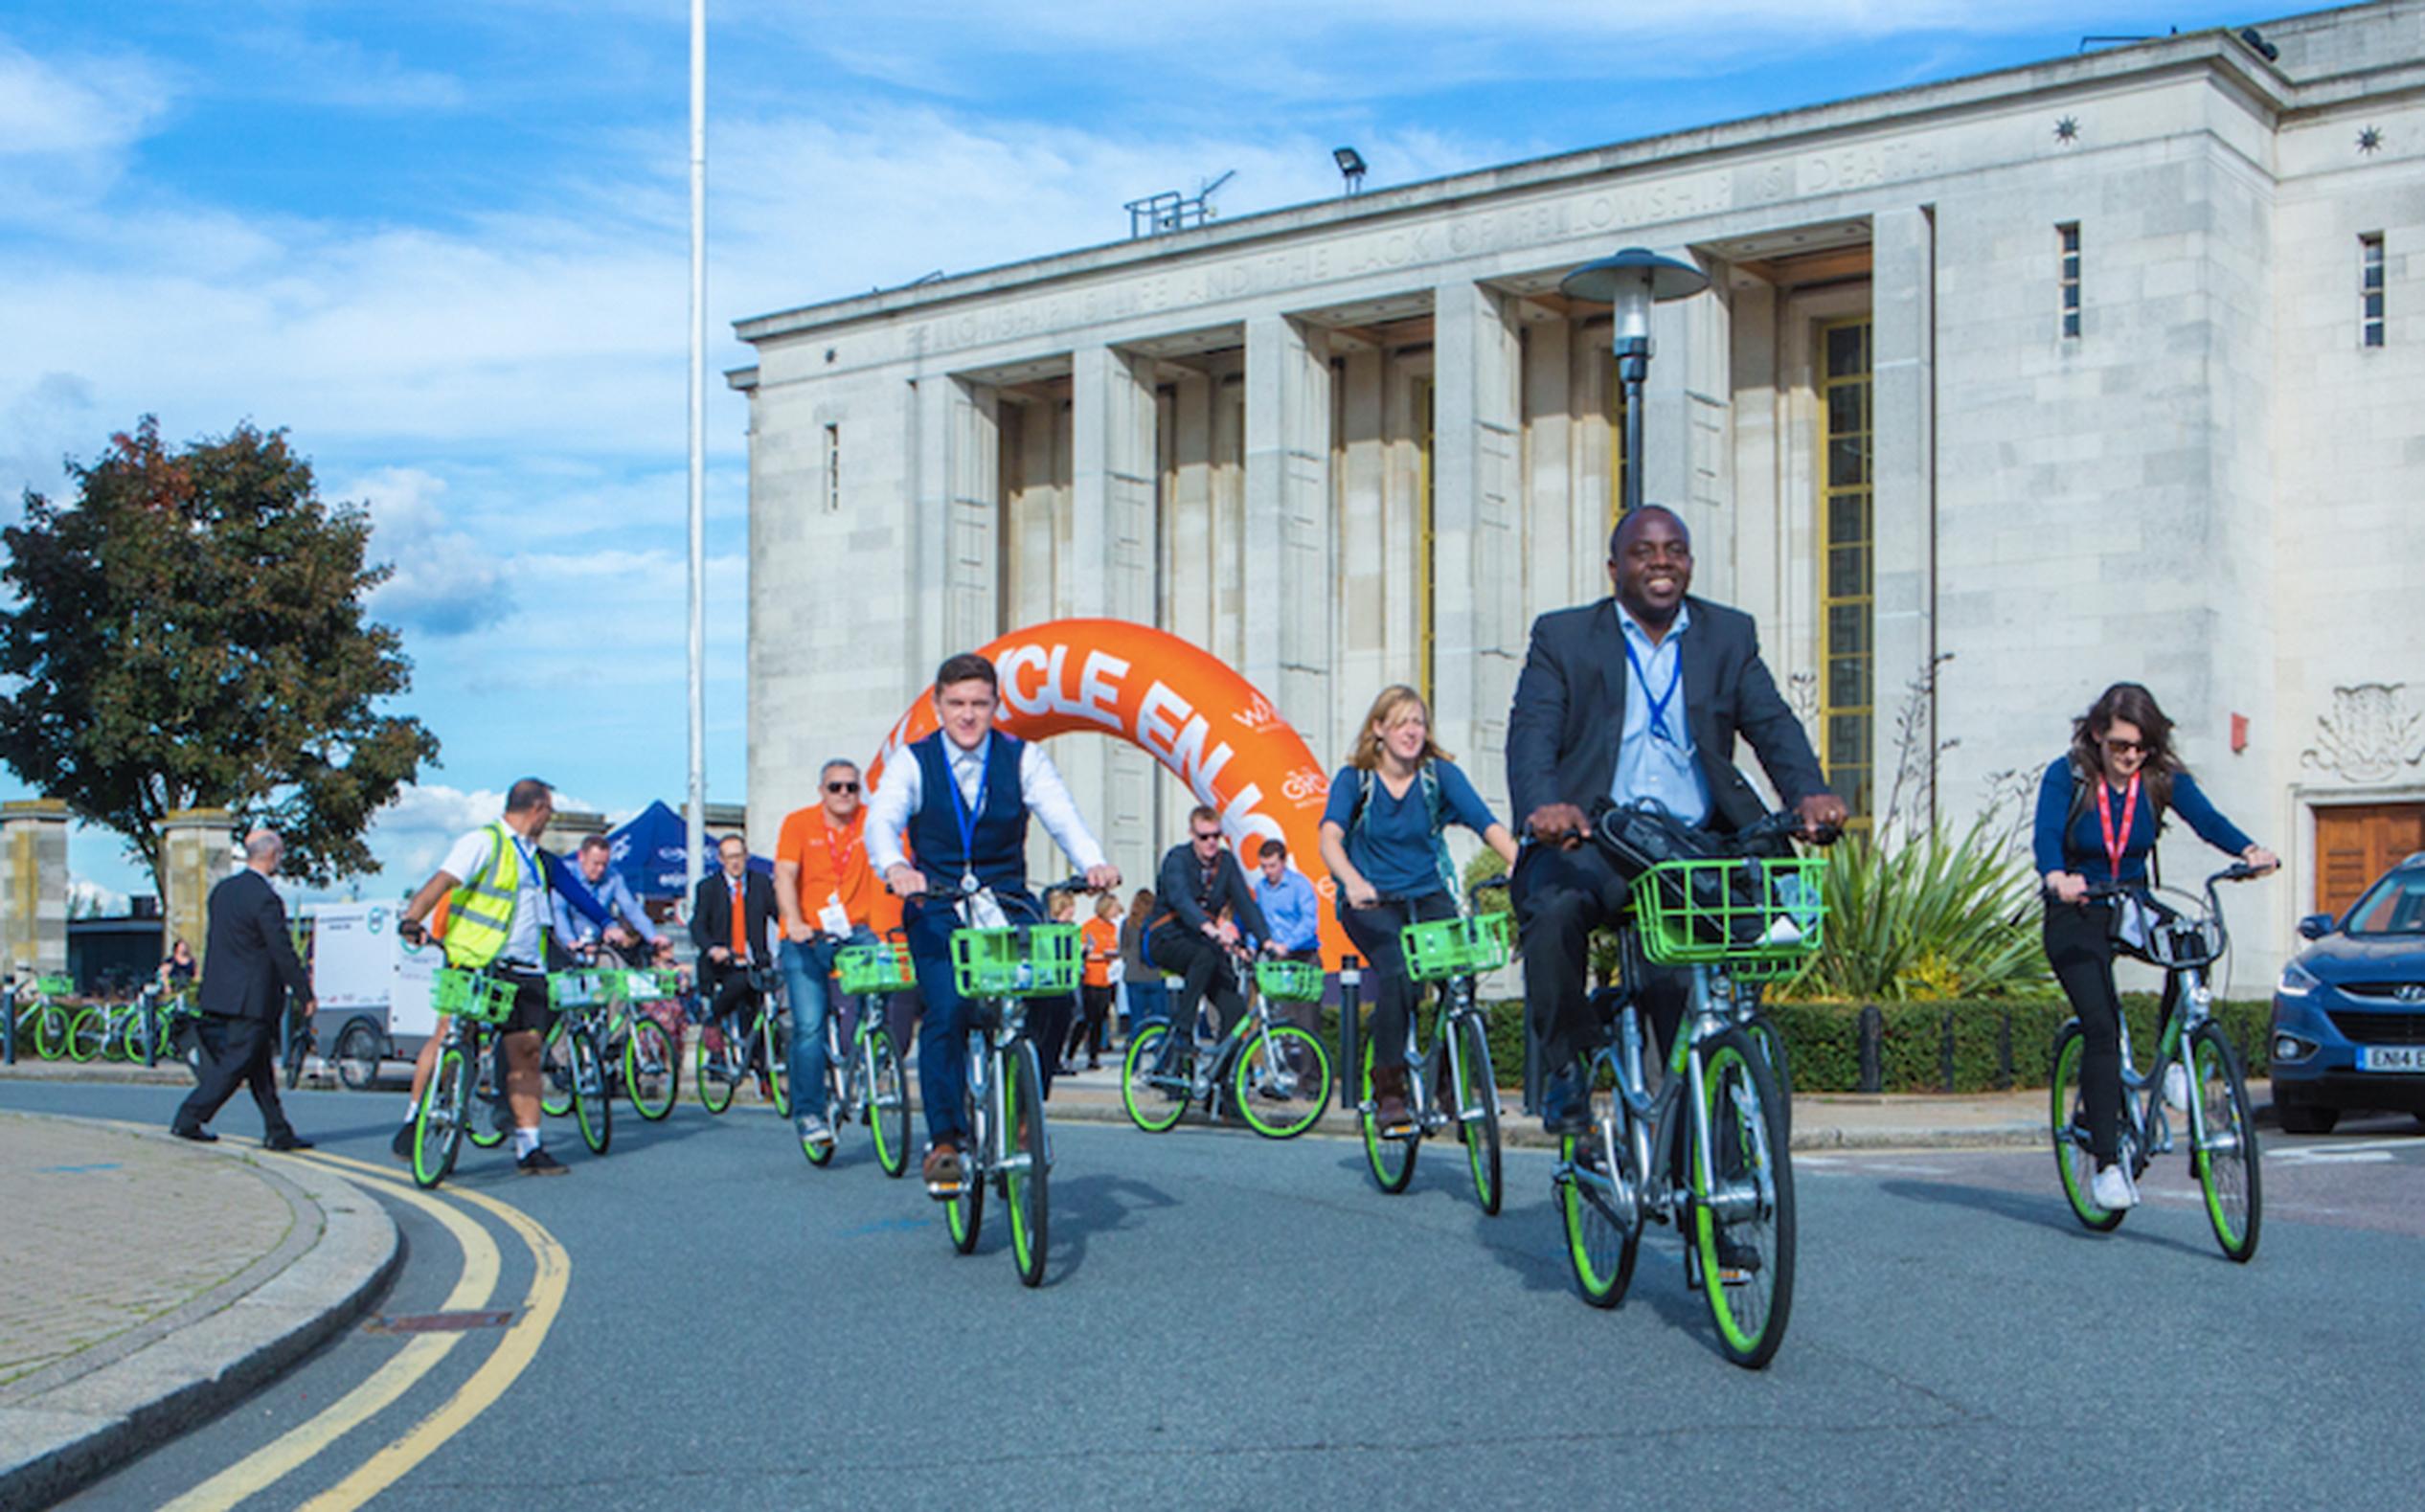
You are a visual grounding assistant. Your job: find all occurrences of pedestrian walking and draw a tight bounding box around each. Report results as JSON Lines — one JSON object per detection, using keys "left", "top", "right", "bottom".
{"left": 170, "top": 829, "right": 315, "bottom": 1150}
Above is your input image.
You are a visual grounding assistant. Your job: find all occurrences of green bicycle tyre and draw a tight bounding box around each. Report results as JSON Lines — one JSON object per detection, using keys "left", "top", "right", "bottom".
{"left": 32, "top": 1003, "right": 68, "bottom": 1060}
{"left": 801, "top": 1067, "right": 837, "bottom": 1166}
{"left": 412, "top": 1043, "right": 469, "bottom": 1190}
{"left": 1007, "top": 1038, "right": 1050, "bottom": 1288}
{"left": 2188, "top": 1023, "right": 2261, "bottom": 1263}
{"left": 128, "top": 1005, "right": 162, "bottom": 1065}
{"left": 1455, "top": 1013, "right": 1503, "bottom": 1215}
{"left": 1560, "top": 1072, "right": 1642, "bottom": 1310}
{"left": 1120, "top": 1023, "right": 1189, "bottom": 1133}
{"left": 944, "top": 1078, "right": 984, "bottom": 1255}
{"left": 868, "top": 1031, "right": 909, "bottom": 1178}
{"left": 624, "top": 1014, "right": 678, "bottom": 1120}
{"left": 696, "top": 1029, "right": 737, "bottom": 1115}
{"left": 2049, "top": 1022, "right": 2124, "bottom": 1232}
{"left": 1744, "top": 1011, "right": 1794, "bottom": 1140}
{"left": 571, "top": 1026, "right": 612, "bottom": 1156}
{"left": 467, "top": 1038, "right": 509, "bottom": 1148}
{"left": 539, "top": 1017, "right": 575, "bottom": 1117}
{"left": 1232, "top": 1025, "right": 1330, "bottom": 1140}
{"left": 66, "top": 1006, "right": 104, "bottom": 1062}
{"left": 1359, "top": 1039, "right": 1418, "bottom": 1194}
{"left": 1689, "top": 1028, "right": 1796, "bottom": 1370}
{"left": 762, "top": 1014, "right": 791, "bottom": 1119}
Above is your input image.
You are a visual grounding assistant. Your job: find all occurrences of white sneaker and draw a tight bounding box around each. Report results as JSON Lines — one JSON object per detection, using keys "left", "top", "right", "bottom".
{"left": 2090, "top": 1163, "right": 2140, "bottom": 1210}
{"left": 2163, "top": 1063, "right": 2188, "bottom": 1112}
{"left": 798, "top": 1115, "right": 834, "bottom": 1147}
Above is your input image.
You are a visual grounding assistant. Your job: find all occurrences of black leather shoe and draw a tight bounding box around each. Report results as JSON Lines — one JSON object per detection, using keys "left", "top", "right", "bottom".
{"left": 263, "top": 1132, "right": 315, "bottom": 1152}
{"left": 170, "top": 1124, "right": 218, "bottom": 1143}
{"left": 1541, "top": 1069, "right": 1592, "bottom": 1137}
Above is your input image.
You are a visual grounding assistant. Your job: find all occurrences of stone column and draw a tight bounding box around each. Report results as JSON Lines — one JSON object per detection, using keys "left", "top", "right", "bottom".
{"left": 1870, "top": 206, "right": 1938, "bottom": 837}
{"left": 911, "top": 374, "right": 1003, "bottom": 676}
{"left": 1069, "top": 344, "right": 1163, "bottom": 866}
{"left": 1518, "top": 304, "right": 1576, "bottom": 616}
{"left": 1432, "top": 281, "right": 1523, "bottom": 810}
{"left": 1242, "top": 314, "right": 1334, "bottom": 735}
{"left": 159, "top": 809, "right": 236, "bottom": 971}
{"left": 1, "top": 801, "right": 70, "bottom": 976}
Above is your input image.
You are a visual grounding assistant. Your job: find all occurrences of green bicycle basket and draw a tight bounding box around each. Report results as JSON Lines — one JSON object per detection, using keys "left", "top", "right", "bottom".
{"left": 1399, "top": 912, "right": 1514, "bottom": 983}
{"left": 33, "top": 973, "right": 74, "bottom": 997}
{"left": 431, "top": 968, "right": 518, "bottom": 1025}
{"left": 547, "top": 971, "right": 609, "bottom": 1008}
{"left": 1254, "top": 959, "right": 1326, "bottom": 1003}
{"left": 949, "top": 924, "right": 1080, "bottom": 999}
{"left": 1629, "top": 855, "right": 1827, "bottom": 977}
{"left": 835, "top": 942, "right": 916, "bottom": 995}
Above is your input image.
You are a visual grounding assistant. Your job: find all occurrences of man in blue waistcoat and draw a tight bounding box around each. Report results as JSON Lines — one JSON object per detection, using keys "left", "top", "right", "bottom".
{"left": 866, "top": 652, "right": 1122, "bottom": 1191}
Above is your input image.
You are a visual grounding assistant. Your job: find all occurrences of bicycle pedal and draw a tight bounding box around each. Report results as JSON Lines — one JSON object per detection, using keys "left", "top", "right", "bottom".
{"left": 923, "top": 1178, "right": 963, "bottom": 1200}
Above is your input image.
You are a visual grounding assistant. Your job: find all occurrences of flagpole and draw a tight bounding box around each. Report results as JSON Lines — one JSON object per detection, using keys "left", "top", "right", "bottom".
{"left": 683, "top": 0, "right": 708, "bottom": 912}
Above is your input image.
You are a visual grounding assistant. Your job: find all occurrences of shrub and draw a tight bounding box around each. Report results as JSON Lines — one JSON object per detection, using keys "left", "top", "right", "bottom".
{"left": 1777, "top": 814, "right": 2049, "bottom": 1003}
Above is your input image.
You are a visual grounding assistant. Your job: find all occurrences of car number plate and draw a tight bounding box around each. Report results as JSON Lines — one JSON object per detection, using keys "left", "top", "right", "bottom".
{"left": 2356, "top": 1046, "right": 2425, "bottom": 1072}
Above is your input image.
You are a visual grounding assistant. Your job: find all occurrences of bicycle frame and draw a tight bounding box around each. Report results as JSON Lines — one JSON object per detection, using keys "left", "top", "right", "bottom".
{"left": 1379, "top": 973, "right": 1494, "bottom": 1135}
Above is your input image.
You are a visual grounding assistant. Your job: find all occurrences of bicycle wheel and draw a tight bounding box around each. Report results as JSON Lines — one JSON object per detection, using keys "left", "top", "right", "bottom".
{"left": 623, "top": 1016, "right": 677, "bottom": 1120}
{"left": 1358, "top": 1040, "right": 1418, "bottom": 1194}
{"left": 336, "top": 1019, "right": 383, "bottom": 1091}
{"left": 282, "top": 1020, "right": 308, "bottom": 1091}
{"left": 2049, "top": 1022, "right": 2124, "bottom": 1232}
{"left": 696, "top": 1029, "right": 737, "bottom": 1114}
{"left": 67, "top": 1006, "right": 104, "bottom": 1062}
{"left": 465, "top": 1037, "right": 509, "bottom": 1148}
{"left": 1233, "top": 1025, "right": 1329, "bottom": 1140}
{"left": 761, "top": 1014, "right": 791, "bottom": 1118}
{"left": 1119, "top": 1023, "right": 1189, "bottom": 1134}
{"left": 1454, "top": 1013, "right": 1503, "bottom": 1215}
{"left": 868, "top": 1032, "right": 909, "bottom": 1178}
{"left": 33, "top": 1004, "right": 68, "bottom": 1060}
{"left": 127, "top": 1005, "right": 161, "bottom": 1065}
{"left": 572, "top": 1026, "right": 612, "bottom": 1155}
{"left": 1007, "top": 1039, "right": 1050, "bottom": 1288}
{"left": 1560, "top": 1065, "right": 1642, "bottom": 1309}
{"left": 1744, "top": 1011, "right": 1794, "bottom": 1139}
{"left": 539, "top": 1016, "right": 576, "bottom": 1117}
{"left": 943, "top": 1077, "right": 985, "bottom": 1255}
{"left": 412, "top": 1043, "right": 470, "bottom": 1189}
{"left": 1688, "top": 1027, "right": 1795, "bottom": 1370}
{"left": 801, "top": 1062, "right": 837, "bottom": 1167}
{"left": 2188, "top": 1023, "right": 2261, "bottom": 1263}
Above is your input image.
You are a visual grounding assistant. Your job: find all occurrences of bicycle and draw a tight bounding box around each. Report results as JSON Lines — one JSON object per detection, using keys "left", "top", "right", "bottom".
{"left": 549, "top": 942, "right": 686, "bottom": 1120}
{"left": 406, "top": 969, "right": 520, "bottom": 1190}
{"left": 1552, "top": 806, "right": 1827, "bottom": 1370}
{"left": 800, "top": 937, "right": 914, "bottom": 1175}
{"left": 280, "top": 998, "right": 315, "bottom": 1091}
{"left": 1121, "top": 954, "right": 1332, "bottom": 1140}
{"left": 1354, "top": 878, "right": 1514, "bottom": 1213}
{"left": 68, "top": 990, "right": 155, "bottom": 1064}
{"left": 2049, "top": 865, "right": 2265, "bottom": 1262}
{"left": 694, "top": 959, "right": 789, "bottom": 1117}
{"left": 930, "top": 878, "right": 1089, "bottom": 1289}
{"left": 18, "top": 975, "right": 77, "bottom": 1060}
{"left": 535, "top": 971, "right": 615, "bottom": 1155}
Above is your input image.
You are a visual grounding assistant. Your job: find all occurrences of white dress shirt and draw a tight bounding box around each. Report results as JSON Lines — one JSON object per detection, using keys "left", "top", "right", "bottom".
{"left": 1609, "top": 602, "right": 1712, "bottom": 827}
{"left": 866, "top": 733, "right": 1108, "bottom": 881}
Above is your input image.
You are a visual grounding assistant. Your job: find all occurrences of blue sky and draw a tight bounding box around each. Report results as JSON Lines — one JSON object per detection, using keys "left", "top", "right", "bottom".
{"left": 1, "top": 0, "right": 2198, "bottom": 904}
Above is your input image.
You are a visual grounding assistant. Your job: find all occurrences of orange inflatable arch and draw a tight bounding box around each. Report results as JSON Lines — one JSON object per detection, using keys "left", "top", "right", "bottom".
{"left": 867, "top": 620, "right": 1350, "bottom": 968}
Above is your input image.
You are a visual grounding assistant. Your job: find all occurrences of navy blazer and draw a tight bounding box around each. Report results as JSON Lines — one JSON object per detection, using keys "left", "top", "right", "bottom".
{"left": 197, "top": 869, "right": 312, "bottom": 1021}
{"left": 1505, "top": 594, "right": 1827, "bottom": 836}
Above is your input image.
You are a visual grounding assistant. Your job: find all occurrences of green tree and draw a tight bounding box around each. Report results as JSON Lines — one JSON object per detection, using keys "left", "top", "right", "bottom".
{"left": 0, "top": 417, "right": 439, "bottom": 891}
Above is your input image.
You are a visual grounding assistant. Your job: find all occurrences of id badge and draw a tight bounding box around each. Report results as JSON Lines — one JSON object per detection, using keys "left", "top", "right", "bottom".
{"left": 818, "top": 895, "right": 850, "bottom": 937}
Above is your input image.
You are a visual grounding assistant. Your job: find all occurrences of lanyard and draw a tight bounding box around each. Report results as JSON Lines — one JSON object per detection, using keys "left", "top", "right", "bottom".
{"left": 820, "top": 815, "right": 859, "bottom": 889}
{"left": 946, "top": 737, "right": 989, "bottom": 893}
{"left": 1622, "top": 633, "right": 1684, "bottom": 745}
{"left": 2096, "top": 772, "right": 2141, "bottom": 881}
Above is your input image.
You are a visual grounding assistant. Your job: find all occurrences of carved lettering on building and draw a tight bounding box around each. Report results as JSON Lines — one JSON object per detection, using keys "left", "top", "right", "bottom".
{"left": 2301, "top": 683, "right": 2425, "bottom": 783}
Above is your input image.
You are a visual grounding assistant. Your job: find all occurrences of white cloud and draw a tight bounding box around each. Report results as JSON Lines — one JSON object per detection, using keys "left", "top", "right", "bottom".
{"left": 363, "top": 780, "right": 599, "bottom": 885}
{"left": 67, "top": 875, "right": 131, "bottom": 917}
{"left": 346, "top": 466, "right": 515, "bottom": 635}
{"left": 0, "top": 38, "right": 165, "bottom": 162}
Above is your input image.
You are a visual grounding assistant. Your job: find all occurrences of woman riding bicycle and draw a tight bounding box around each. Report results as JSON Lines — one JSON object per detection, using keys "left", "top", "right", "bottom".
{"left": 1319, "top": 685, "right": 1518, "bottom": 1135}
{"left": 2035, "top": 682, "right": 2276, "bottom": 1212}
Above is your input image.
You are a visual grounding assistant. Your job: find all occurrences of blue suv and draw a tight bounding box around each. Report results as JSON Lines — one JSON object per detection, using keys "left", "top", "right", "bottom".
{"left": 2271, "top": 852, "right": 2425, "bottom": 1134}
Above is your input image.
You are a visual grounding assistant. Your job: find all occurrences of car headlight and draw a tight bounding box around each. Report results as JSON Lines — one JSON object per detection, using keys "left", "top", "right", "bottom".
{"left": 2278, "top": 960, "right": 2321, "bottom": 998}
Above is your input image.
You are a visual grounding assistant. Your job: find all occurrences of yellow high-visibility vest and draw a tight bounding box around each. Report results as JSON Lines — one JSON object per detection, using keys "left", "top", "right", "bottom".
{"left": 442, "top": 821, "right": 523, "bottom": 969}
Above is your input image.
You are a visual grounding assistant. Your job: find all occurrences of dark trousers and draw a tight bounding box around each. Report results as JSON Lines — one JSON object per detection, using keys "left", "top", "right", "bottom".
{"left": 173, "top": 1014, "right": 296, "bottom": 1138}
{"left": 904, "top": 896, "right": 1074, "bottom": 1149}
{"left": 1339, "top": 892, "right": 1457, "bottom": 1071}
{"left": 1515, "top": 842, "right": 1691, "bottom": 1075}
{"left": 1073, "top": 985, "right": 1115, "bottom": 1065}
{"left": 1148, "top": 927, "right": 1245, "bottom": 1047}
{"left": 2045, "top": 900, "right": 2183, "bottom": 1166}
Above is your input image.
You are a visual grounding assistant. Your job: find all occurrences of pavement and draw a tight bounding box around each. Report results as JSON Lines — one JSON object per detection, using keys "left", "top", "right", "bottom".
{"left": 0, "top": 1110, "right": 397, "bottom": 1510}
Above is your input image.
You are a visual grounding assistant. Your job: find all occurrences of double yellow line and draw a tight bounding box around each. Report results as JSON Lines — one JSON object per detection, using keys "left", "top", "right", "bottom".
{"left": 161, "top": 1150, "right": 571, "bottom": 1512}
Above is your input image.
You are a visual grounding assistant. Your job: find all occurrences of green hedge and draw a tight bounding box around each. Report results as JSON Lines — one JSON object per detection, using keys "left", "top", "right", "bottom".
{"left": 1315, "top": 992, "right": 2272, "bottom": 1096}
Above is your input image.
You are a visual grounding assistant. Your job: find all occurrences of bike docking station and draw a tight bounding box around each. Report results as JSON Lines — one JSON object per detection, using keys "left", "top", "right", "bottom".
{"left": 1336, "top": 957, "right": 1363, "bottom": 1116}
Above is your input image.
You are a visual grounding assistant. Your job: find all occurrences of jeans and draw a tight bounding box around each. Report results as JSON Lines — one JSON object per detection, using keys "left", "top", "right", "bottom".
{"left": 905, "top": 894, "right": 1079, "bottom": 1146}
{"left": 1123, "top": 977, "right": 1168, "bottom": 1028}
{"left": 782, "top": 929, "right": 873, "bottom": 1123}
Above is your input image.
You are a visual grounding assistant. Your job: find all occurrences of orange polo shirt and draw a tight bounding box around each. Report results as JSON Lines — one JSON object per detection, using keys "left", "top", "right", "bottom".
{"left": 776, "top": 806, "right": 897, "bottom": 940}
{"left": 1081, "top": 916, "right": 1118, "bottom": 988}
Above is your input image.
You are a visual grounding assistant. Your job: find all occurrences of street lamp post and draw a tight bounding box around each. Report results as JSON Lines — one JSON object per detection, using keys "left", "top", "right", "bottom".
{"left": 1558, "top": 247, "right": 1711, "bottom": 519}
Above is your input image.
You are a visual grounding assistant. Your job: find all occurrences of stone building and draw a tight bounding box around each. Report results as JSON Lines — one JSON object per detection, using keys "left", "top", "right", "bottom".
{"left": 733, "top": 3, "right": 2425, "bottom": 978}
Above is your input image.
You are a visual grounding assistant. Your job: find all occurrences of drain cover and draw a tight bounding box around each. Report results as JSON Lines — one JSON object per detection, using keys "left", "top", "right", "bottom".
{"left": 365, "top": 1310, "right": 514, "bottom": 1335}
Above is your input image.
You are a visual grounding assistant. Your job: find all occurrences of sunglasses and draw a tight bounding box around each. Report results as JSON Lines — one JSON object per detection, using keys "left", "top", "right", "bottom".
{"left": 2101, "top": 737, "right": 2145, "bottom": 755}
{"left": 825, "top": 781, "right": 860, "bottom": 794}
{"left": 1191, "top": 831, "right": 1222, "bottom": 843}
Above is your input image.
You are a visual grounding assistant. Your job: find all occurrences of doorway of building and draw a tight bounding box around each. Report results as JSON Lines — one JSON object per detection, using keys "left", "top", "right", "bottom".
{"left": 2315, "top": 801, "right": 2425, "bottom": 914}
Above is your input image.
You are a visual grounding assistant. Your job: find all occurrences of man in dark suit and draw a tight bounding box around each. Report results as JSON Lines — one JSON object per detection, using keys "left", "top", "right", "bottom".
{"left": 1507, "top": 505, "right": 1847, "bottom": 1132}
{"left": 171, "top": 828, "right": 316, "bottom": 1148}
{"left": 691, "top": 832, "right": 779, "bottom": 1057}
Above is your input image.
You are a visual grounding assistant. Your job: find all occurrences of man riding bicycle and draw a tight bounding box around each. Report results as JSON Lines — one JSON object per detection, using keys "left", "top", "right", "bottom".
{"left": 552, "top": 834, "right": 672, "bottom": 967}
{"left": 691, "top": 833, "right": 780, "bottom": 1095}
{"left": 776, "top": 756, "right": 900, "bottom": 1151}
{"left": 1507, "top": 506, "right": 1846, "bottom": 1136}
{"left": 867, "top": 651, "right": 1121, "bottom": 1191}
{"left": 1148, "top": 805, "right": 1283, "bottom": 1056}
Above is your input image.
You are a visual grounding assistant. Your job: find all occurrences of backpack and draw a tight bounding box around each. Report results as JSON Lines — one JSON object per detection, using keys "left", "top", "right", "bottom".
{"left": 1348, "top": 763, "right": 1461, "bottom": 904}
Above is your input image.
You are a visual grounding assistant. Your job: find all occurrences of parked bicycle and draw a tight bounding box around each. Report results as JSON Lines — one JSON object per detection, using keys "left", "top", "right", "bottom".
{"left": 405, "top": 969, "right": 520, "bottom": 1190}
{"left": 2050, "top": 865, "right": 2265, "bottom": 1262}
{"left": 1355, "top": 878, "right": 1513, "bottom": 1212}
{"left": 800, "top": 938, "right": 914, "bottom": 1175}
{"left": 15, "top": 974, "right": 78, "bottom": 1060}
{"left": 1121, "top": 955, "right": 1332, "bottom": 1140}
{"left": 1552, "top": 806, "right": 1828, "bottom": 1370}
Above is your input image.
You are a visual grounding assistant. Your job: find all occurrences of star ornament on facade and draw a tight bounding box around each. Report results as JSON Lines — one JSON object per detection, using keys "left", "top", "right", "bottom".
{"left": 2358, "top": 125, "right": 2385, "bottom": 154}
{"left": 2054, "top": 116, "right": 2081, "bottom": 145}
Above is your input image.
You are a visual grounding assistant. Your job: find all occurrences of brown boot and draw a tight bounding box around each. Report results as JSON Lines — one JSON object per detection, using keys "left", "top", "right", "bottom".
{"left": 922, "top": 1140, "right": 964, "bottom": 1195}
{"left": 1372, "top": 1063, "right": 1413, "bottom": 1136}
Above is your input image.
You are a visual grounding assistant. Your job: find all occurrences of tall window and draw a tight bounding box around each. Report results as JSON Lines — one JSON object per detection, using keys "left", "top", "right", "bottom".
{"left": 1413, "top": 375, "right": 1437, "bottom": 710}
{"left": 2058, "top": 222, "right": 2082, "bottom": 339}
{"left": 1818, "top": 319, "right": 1874, "bottom": 824}
{"left": 822, "top": 423, "right": 842, "bottom": 512}
{"left": 2362, "top": 233, "right": 2386, "bottom": 349}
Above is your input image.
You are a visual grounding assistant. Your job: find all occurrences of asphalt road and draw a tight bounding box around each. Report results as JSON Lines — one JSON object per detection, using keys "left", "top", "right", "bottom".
{"left": 11, "top": 1078, "right": 2425, "bottom": 1510}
